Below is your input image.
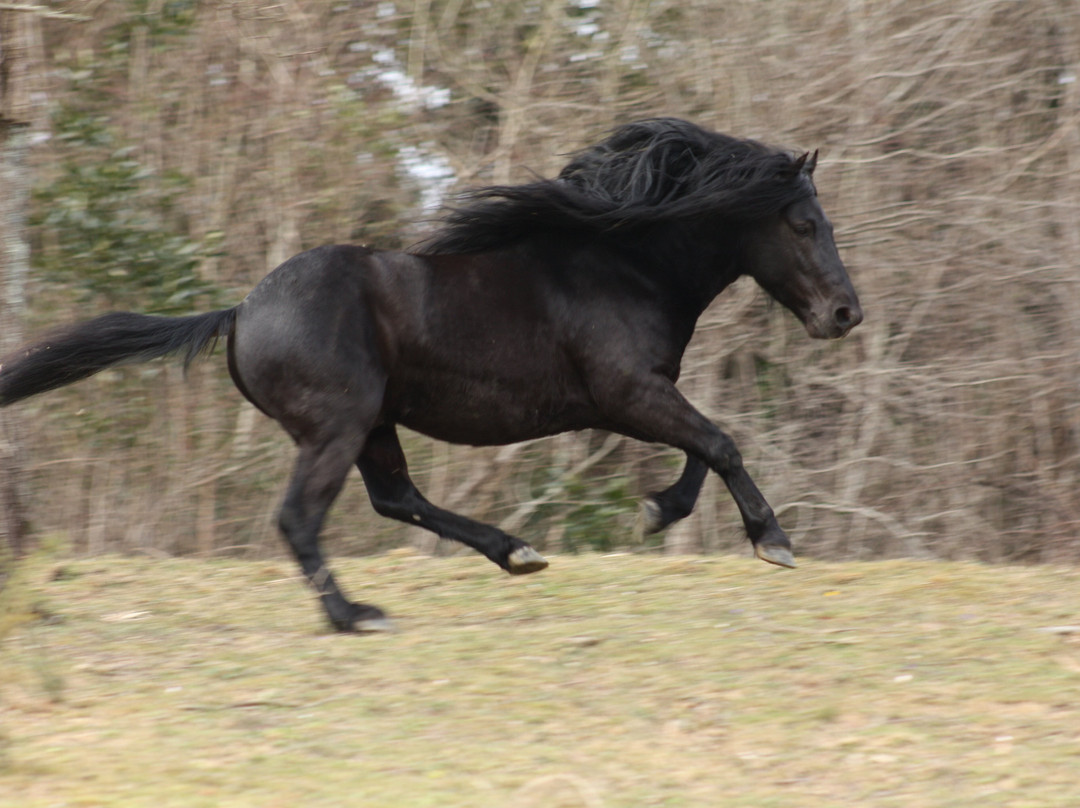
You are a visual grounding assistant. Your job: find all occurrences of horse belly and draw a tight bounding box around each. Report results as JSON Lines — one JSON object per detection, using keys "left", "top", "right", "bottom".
{"left": 392, "top": 370, "right": 596, "bottom": 446}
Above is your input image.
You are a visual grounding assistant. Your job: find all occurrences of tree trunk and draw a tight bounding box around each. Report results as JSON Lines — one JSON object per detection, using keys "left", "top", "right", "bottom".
{"left": 0, "top": 6, "right": 43, "bottom": 564}
{"left": 0, "top": 120, "right": 30, "bottom": 561}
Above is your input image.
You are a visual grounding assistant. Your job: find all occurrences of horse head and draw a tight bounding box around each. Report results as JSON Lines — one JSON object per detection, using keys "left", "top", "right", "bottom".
{"left": 742, "top": 153, "right": 862, "bottom": 339}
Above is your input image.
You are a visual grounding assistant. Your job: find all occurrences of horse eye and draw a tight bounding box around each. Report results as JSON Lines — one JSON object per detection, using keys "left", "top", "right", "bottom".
{"left": 793, "top": 220, "right": 815, "bottom": 238}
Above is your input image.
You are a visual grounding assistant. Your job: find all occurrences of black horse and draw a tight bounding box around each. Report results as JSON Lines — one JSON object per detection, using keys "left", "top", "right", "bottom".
{"left": 0, "top": 118, "right": 861, "bottom": 631}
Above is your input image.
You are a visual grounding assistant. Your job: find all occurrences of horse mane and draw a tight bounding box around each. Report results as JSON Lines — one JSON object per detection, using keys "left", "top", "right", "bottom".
{"left": 418, "top": 118, "right": 817, "bottom": 255}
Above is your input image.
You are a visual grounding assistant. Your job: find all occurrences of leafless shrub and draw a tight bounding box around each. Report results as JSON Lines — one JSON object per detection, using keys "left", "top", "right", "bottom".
{"left": 20, "top": 0, "right": 1080, "bottom": 563}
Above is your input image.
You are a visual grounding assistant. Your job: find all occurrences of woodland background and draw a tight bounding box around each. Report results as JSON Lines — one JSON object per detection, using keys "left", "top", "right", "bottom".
{"left": 1, "top": 0, "right": 1079, "bottom": 565}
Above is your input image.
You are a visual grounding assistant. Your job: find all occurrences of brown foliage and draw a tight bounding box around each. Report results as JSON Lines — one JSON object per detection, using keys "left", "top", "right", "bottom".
{"left": 18, "top": 0, "right": 1080, "bottom": 562}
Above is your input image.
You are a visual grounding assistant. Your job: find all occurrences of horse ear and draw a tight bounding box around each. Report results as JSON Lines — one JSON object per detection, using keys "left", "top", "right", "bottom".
{"left": 805, "top": 149, "right": 819, "bottom": 176}
{"left": 792, "top": 152, "right": 808, "bottom": 174}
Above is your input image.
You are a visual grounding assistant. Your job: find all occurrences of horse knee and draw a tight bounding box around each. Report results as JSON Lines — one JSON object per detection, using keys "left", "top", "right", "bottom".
{"left": 708, "top": 433, "right": 743, "bottom": 476}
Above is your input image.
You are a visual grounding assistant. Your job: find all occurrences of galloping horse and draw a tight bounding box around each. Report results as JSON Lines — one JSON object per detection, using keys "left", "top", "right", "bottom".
{"left": 1, "top": 118, "right": 862, "bottom": 631}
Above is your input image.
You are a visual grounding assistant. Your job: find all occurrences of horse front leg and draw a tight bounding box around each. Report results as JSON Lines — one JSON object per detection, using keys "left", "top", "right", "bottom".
{"left": 357, "top": 425, "right": 548, "bottom": 574}
{"left": 610, "top": 377, "right": 795, "bottom": 568}
{"left": 638, "top": 453, "right": 708, "bottom": 535}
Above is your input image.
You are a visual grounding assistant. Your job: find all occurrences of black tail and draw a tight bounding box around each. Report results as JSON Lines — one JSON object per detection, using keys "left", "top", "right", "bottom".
{"left": 0, "top": 308, "right": 238, "bottom": 406}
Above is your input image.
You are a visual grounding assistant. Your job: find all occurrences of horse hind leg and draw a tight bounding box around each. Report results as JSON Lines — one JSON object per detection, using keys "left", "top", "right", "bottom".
{"left": 279, "top": 431, "right": 394, "bottom": 633}
{"left": 357, "top": 426, "right": 548, "bottom": 575}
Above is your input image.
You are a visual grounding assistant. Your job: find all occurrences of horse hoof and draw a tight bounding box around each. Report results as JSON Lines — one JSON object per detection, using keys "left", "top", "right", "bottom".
{"left": 353, "top": 616, "right": 396, "bottom": 633}
{"left": 508, "top": 546, "right": 549, "bottom": 575}
{"left": 636, "top": 498, "right": 664, "bottom": 536}
{"left": 755, "top": 544, "right": 796, "bottom": 569}
{"left": 335, "top": 604, "right": 394, "bottom": 633}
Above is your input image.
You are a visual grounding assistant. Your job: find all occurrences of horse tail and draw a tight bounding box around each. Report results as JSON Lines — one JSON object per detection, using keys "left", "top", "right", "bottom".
{"left": 0, "top": 308, "right": 238, "bottom": 406}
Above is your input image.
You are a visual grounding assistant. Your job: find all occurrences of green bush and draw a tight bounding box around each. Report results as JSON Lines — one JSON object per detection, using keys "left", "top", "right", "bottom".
{"left": 31, "top": 107, "right": 220, "bottom": 316}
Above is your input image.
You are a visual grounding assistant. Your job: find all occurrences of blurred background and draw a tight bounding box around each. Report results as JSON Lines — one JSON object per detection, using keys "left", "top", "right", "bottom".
{"left": 1, "top": 0, "right": 1078, "bottom": 565}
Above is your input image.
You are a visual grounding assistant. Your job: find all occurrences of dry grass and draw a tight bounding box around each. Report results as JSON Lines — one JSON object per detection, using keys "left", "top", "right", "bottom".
{"left": 3, "top": 552, "right": 1079, "bottom": 807}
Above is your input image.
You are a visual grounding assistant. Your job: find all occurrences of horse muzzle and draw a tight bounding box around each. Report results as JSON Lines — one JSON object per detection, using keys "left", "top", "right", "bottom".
{"left": 805, "top": 300, "right": 863, "bottom": 340}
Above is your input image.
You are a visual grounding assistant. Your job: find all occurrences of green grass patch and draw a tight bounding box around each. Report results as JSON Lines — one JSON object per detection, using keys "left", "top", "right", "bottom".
{"left": 2, "top": 553, "right": 1079, "bottom": 806}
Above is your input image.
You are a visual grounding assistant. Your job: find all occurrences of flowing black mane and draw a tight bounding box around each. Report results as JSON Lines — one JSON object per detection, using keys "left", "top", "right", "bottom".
{"left": 420, "top": 118, "right": 817, "bottom": 255}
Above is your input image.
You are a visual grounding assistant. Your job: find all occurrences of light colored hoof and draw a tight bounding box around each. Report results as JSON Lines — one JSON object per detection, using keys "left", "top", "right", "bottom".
{"left": 635, "top": 498, "right": 664, "bottom": 537}
{"left": 508, "top": 546, "right": 549, "bottom": 575}
{"left": 353, "top": 616, "right": 396, "bottom": 633}
{"left": 755, "top": 544, "right": 796, "bottom": 569}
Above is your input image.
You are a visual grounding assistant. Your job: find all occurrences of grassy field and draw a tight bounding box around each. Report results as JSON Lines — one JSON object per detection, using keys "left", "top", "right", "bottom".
{"left": 2, "top": 550, "right": 1079, "bottom": 807}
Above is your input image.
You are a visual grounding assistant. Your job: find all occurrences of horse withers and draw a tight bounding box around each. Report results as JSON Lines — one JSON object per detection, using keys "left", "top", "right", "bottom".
{"left": 0, "top": 118, "right": 861, "bottom": 631}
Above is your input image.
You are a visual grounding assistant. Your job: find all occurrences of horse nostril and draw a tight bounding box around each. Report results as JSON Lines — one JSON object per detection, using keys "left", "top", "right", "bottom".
{"left": 834, "top": 305, "right": 862, "bottom": 331}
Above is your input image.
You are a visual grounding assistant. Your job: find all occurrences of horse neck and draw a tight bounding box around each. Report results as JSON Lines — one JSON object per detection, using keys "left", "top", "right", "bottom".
{"left": 623, "top": 220, "right": 745, "bottom": 318}
{"left": 509, "top": 225, "right": 742, "bottom": 326}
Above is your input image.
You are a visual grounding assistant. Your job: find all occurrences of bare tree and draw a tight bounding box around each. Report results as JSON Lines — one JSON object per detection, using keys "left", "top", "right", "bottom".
{"left": 9, "top": 1, "right": 1080, "bottom": 564}
{"left": 0, "top": 3, "right": 46, "bottom": 563}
